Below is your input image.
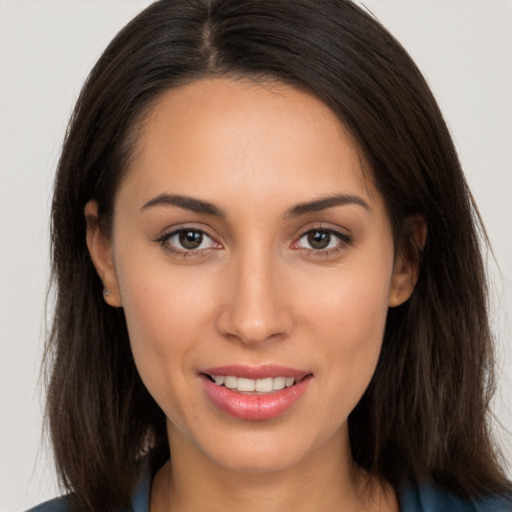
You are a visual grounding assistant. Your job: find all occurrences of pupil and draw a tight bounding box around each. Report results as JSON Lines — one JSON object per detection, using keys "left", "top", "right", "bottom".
{"left": 179, "top": 230, "right": 202, "bottom": 249}
{"left": 308, "top": 231, "right": 330, "bottom": 249}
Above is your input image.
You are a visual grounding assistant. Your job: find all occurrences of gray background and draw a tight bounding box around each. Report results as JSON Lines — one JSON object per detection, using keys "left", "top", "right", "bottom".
{"left": 1, "top": 1, "right": 510, "bottom": 510}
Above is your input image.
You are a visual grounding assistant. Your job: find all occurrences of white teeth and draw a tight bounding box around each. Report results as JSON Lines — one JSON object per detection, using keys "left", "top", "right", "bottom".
{"left": 224, "top": 376, "right": 237, "bottom": 389}
{"left": 210, "top": 375, "right": 296, "bottom": 392}
{"left": 237, "top": 378, "right": 255, "bottom": 392}
{"left": 255, "top": 377, "right": 273, "bottom": 393}
{"left": 273, "top": 376, "right": 286, "bottom": 390}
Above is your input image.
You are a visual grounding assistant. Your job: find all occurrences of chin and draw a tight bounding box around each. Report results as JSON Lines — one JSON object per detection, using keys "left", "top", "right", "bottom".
{"left": 183, "top": 419, "right": 346, "bottom": 476}
{"left": 207, "top": 443, "right": 308, "bottom": 474}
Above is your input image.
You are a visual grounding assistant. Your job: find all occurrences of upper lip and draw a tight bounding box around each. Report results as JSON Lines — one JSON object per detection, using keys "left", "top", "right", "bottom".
{"left": 200, "top": 364, "right": 311, "bottom": 380}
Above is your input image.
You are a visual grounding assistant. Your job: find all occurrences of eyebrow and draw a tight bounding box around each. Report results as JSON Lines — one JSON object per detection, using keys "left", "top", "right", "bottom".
{"left": 141, "top": 193, "right": 226, "bottom": 217}
{"left": 140, "top": 192, "right": 370, "bottom": 218}
{"left": 284, "top": 194, "right": 370, "bottom": 218}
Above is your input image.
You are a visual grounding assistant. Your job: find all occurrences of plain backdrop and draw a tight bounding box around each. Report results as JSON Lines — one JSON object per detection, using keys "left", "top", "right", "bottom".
{"left": 1, "top": 1, "right": 511, "bottom": 510}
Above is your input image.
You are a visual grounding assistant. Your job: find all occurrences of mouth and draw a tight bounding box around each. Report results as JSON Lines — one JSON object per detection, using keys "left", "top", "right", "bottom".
{"left": 202, "top": 374, "right": 302, "bottom": 394}
{"left": 200, "top": 365, "right": 313, "bottom": 420}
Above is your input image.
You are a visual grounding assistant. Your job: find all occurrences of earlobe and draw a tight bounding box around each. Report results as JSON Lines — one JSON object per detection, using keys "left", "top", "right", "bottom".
{"left": 388, "top": 215, "right": 427, "bottom": 307}
{"left": 388, "top": 253, "right": 416, "bottom": 307}
{"left": 84, "top": 200, "right": 122, "bottom": 307}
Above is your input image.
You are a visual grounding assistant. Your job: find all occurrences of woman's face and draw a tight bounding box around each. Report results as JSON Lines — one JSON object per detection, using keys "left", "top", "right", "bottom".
{"left": 88, "top": 78, "right": 416, "bottom": 474}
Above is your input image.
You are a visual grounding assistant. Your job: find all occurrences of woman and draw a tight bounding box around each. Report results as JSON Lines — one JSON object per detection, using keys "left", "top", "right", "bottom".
{"left": 29, "top": 0, "right": 511, "bottom": 511}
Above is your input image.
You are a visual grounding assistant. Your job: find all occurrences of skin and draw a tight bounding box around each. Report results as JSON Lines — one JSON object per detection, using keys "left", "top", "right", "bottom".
{"left": 86, "top": 78, "right": 421, "bottom": 511}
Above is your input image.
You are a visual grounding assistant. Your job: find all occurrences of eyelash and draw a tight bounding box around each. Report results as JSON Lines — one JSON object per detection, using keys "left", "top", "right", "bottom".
{"left": 154, "top": 227, "right": 220, "bottom": 258}
{"left": 154, "top": 226, "right": 352, "bottom": 258}
{"left": 293, "top": 227, "right": 352, "bottom": 257}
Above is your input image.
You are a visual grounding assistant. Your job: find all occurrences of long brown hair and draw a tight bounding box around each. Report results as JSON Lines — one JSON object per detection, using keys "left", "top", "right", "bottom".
{"left": 45, "top": 1, "right": 510, "bottom": 510}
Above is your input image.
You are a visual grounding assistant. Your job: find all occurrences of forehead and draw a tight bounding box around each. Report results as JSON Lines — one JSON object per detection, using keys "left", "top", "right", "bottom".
{"left": 119, "top": 77, "right": 379, "bottom": 212}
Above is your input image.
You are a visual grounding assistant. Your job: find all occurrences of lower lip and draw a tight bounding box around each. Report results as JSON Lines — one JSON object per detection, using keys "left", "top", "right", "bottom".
{"left": 201, "top": 375, "right": 312, "bottom": 421}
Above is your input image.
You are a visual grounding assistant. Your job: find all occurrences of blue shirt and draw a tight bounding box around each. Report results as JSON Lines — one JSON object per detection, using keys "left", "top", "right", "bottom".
{"left": 27, "top": 473, "right": 512, "bottom": 511}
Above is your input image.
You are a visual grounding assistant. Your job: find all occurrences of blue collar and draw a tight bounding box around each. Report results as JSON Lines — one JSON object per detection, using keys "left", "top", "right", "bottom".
{"left": 130, "top": 465, "right": 511, "bottom": 512}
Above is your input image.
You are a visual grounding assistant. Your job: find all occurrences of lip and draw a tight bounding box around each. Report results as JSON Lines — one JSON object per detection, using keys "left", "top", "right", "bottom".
{"left": 201, "top": 364, "right": 310, "bottom": 380}
{"left": 200, "top": 365, "right": 312, "bottom": 421}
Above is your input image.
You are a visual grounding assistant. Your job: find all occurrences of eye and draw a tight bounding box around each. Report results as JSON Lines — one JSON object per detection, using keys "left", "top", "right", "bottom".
{"left": 296, "top": 229, "right": 350, "bottom": 251}
{"left": 162, "top": 229, "right": 218, "bottom": 252}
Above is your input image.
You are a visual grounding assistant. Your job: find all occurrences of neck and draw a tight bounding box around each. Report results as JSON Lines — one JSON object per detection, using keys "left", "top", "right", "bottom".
{"left": 150, "top": 424, "right": 397, "bottom": 512}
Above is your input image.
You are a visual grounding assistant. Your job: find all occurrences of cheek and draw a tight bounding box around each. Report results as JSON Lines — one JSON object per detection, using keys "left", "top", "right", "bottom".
{"left": 304, "top": 251, "right": 392, "bottom": 340}
{"left": 335, "top": 269, "right": 390, "bottom": 349}
{"left": 114, "top": 250, "right": 216, "bottom": 415}
{"left": 116, "top": 236, "right": 216, "bottom": 342}
{"left": 301, "top": 256, "right": 393, "bottom": 408}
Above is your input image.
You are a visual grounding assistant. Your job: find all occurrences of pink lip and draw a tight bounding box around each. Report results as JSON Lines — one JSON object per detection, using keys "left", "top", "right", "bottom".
{"left": 200, "top": 365, "right": 312, "bottom": 421}
{"left": 201, "top": 364, "right": 309, "bottom": 380}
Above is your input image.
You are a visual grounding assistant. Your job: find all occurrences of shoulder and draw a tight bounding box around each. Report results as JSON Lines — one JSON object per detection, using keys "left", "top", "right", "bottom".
{"left": 400, "top": 482, "right": 512, "bottom": 512}
{"left": 25, "top": 496, "right": 72, "bottom": 512}
{"left": 25, "top": 459, "right": 151, "bottom": 512}
{"left": 24, "top": 495, "right": 138, "bottom": 512}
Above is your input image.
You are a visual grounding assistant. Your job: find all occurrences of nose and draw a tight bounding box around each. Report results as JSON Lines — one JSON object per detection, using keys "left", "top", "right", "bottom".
{"left": 215, "top": 248, "right": 294, "bottom": 346}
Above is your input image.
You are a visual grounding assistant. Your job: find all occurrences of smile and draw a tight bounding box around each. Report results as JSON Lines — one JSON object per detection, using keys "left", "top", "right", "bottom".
{"left": 200, "top": 365, "right": 312, "bottom": 420}
{"left": 206, "top": 375, "right": 296, "bottom": 394}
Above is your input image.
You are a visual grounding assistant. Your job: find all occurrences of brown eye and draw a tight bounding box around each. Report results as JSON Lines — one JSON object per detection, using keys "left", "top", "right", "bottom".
{"left": 307, "top": 230, "right": 331, "bottom": 250}
{"left": 163, "top": 229, "right": 217, "bottom": 252}
{"left": 179, "top": 230, "right": 204, "bottom": 249}
{"left": 296, "top": 228, "right": 351, "bottom": 253}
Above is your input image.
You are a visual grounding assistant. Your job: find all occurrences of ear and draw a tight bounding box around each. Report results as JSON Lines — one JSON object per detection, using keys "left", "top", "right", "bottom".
{"left": 388, "top": 215, "right": 427, "bottom": 307}
{"left": 84, "top": 200, "right": 122, "bottom": 307}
